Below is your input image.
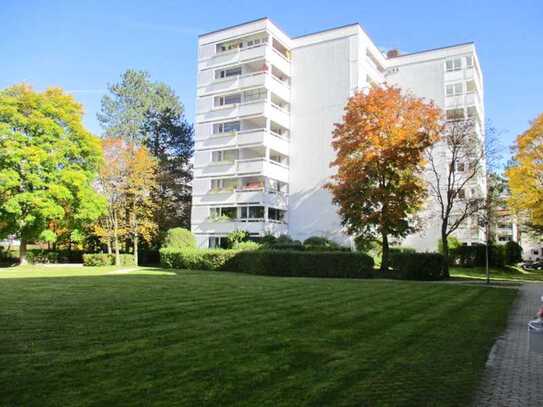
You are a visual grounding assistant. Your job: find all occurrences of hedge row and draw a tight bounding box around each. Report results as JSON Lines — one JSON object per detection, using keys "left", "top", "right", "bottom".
{"left": 389, "top": 252, "right": 446, "bottom": 280}
{"left": 227, "top": 250, "right": 374, "bottom": 278}
{"left": 83, "top": 253, "right": 136, "bottom": 267}
{"left": 449, "top": 245, "right": 505, "bottom": 268}
{"left": 160, "top": 248, "right": 374, "bottom": 278}
{"left": 25, "top": 249, "right": 84, "bottom": 264}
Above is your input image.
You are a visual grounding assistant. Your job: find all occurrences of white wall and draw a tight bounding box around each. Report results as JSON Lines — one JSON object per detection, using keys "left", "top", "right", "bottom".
{"left": 288, "top": 35, "right": 357, "bottom": 245}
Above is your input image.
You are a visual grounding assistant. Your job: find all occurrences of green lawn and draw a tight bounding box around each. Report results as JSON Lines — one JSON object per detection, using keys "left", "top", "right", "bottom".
{"left": 0, "top": 266, "right": 516, "bottom": 406}
{"left": 451, "top": 266, "right": 543, "bottom": 283}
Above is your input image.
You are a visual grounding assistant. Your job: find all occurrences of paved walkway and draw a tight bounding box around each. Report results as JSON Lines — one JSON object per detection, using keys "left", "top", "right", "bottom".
{"left": 474, "top": 283, "right": 543, "bottom": 406}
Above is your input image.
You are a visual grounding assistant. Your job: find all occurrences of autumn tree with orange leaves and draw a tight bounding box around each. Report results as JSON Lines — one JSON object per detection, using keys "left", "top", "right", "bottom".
{"left": 507, "top": 113, "right": 543, "bottom": 234}
{"left": 94, "top": 138, "right": 157, "bottom": 265}
{"left": 326, "top": 86, "right": 441, "bottom": 271}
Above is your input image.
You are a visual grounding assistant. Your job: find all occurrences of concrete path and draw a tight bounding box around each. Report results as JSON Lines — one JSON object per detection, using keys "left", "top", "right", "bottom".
{"left": 474, "top": 283, "right": 543, "bottom": 406}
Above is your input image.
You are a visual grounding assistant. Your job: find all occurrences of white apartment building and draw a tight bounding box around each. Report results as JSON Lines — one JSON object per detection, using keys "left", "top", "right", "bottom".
{"left": 192, "top": 18, "right": 485, "bottom": 251}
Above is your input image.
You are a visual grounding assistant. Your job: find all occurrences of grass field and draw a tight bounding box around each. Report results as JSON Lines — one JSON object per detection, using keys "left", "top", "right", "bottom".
{"left": 0, "top": 266, "right": 516, "bottom": 406}
{"left": 451, "top": 266, "right": 543, "bottom": 283}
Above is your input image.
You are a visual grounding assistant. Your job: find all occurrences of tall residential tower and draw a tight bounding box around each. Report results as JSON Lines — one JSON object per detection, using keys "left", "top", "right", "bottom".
{"left": 192, "top": 18, "right": 485, "bottom": 251}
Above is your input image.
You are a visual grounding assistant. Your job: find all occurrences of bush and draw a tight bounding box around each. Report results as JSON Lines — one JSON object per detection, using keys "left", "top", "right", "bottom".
{"left": 449, "top": 244, "right": 506, "bottom": 267}
{"left": 504, "top": 241, "right": 523, "bottom": 264}
{"left": 389, "top": 246, "right": 416, "bottom": 255}
{"left": 227, "top": 230, "right": 249, "bottom": 248}
{"left": 162, "top": 228, "right": 196, "bottom": 250}
{"left": 438, "top": 236, "right": 462, "bottom": 254}
{"left": 25, "top": 249, "right": 84, "bottom": 264}
{"left": 261, "top": 234, "right": 304, "bottom": 250}
{"left": 160, "top": 248, "right": 237, "bottom": 270}
{"left": 303, "top": 236, "right": 349, "bottom": 252}
{"left": 83, "top": 253, "right": 114, "bottom": 266}
{"left": 389, "top": 252, "right": 445, "bottom": 280}
{"left": 160, "top": 248, "right": 374, "bottom": 279}
{"left": 233, "top": 241, "right": 261, "bottom": 251}
{"left": 225, "top": 250, "right": 374, "bottom": 278}
{"left": 83, "top": 253, "right": 136, "bottom": 267}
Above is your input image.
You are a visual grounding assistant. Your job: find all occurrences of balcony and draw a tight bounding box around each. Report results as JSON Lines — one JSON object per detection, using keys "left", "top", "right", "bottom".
{"left": 197, "top": 99, "right": 290, "bottom": 130}
{"left": 192, "top": 188, "right": 288, "bottom": 208}
{"left": 198, "top": 68, "right": 290, "bottom": 101}
{"left": 192, "top": 219, "right": 288, "bottom": 236}
{"left": 199, "top": 44, "right": 290, "bottom": 76}
{"left": 194, "top": 158, "right": 289, "bottom": 183}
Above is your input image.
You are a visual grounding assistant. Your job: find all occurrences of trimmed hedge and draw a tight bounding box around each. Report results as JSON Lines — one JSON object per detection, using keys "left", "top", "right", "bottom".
{"left": 449, "top": 245, "right": 505, "bottom": 267}
{"left": 225, "top": 250, "right": 374, "bottom": 278}
{"left": 389, "top": 252, "right": 446, "bottom": 280}
{"left": 160, "top": 248, "right": 237, "bottom": 271}
{"left": 26, "top": 249, "right": 84, "bottom": 264}
{"left": 83, "top": 253, "right": 136, "bottom": 267}
{"left": 160, "top": 248, "right": 374, "bottom": 278}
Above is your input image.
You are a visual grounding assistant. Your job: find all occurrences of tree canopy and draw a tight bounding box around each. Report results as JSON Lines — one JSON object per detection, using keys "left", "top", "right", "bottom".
{"left": 0, "top": 84, "right": 106, "bottom": 262}
{"left": 326, "top": 85, "right": 441, "bottom": 271}
{"left": 98, "top": 70, "right": 193, "bottom": 236}
{"left": 507, "top": 113, "right": 543, "bottom": 232}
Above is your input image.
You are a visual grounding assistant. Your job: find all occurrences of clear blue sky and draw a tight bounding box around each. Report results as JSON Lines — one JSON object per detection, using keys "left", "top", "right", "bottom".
{"left": 1, "top": 0, "right": 542, "bottom": 161}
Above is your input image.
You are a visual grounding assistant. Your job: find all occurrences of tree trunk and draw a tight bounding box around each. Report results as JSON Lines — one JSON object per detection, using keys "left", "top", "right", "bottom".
{"left": 106, "top": 238, "right": 112, "bottom": 255}
{"left": 113, "top": 211, "right": 120, "bottom": 266}
{"left": 19, "top": 237, "right": 28, "bottom": 265}
{"left": 133, "top": 233, "right": 139, "bottom": 266}
{"left": 441, "top": 228, "right": 450, "bottom": 278}
{"left": 380, "top": 232, "right": 389, "bottom": 273}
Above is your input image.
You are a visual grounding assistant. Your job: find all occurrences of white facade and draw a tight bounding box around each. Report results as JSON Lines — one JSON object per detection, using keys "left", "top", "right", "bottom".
{"left": 192, "top": 18, "right": 485, "bottom": 250}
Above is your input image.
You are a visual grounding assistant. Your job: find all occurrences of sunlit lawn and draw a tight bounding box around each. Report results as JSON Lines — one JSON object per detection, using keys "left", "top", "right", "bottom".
{"left": 450, "top": 266, "right": 543, "bottom": 283}
{"left": 0, "top": 266, "right": 516, "bottom": 406}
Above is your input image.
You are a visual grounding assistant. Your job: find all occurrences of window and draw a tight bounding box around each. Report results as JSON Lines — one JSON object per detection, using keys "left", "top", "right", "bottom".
{"left": 466, "top": 80, "right": 476, "bottom": 93}
{"left": 213, "top": 121, "right": 240, "bottom": 134}
{"left": 456, "top": 162, "right": 465, "bottom": 172}
{"left": 243, "top": 88, "right": 267, "bottom": 103}
{"left": 239, "top": 206, "right": 264, "bottom": 220}
{"left": 216, "top": 66, "right": 242, "bottom": 79}
{"left": 446, "top": 108, "right": 465, "bottom": 121}
{"left": 210, "top": 207, "right": 236, "bottom": 219}
{"left": 215, "top": 93, "right": 241, "bottom": 107}
{"left": 209, "top": 237, "right": 229, "bottom": 249}
{"left": 446, "top": 83, "right": 463, "bottom": 96}
{"left": 446, "top": 58, "right": 462, "bottom": 72}
{"left": 465, "top": 56, "right": 473, "bottom": 68}
{"left": 211, "top": 151, "right": 224, "bottom": 162}
{"left": 457, "top": 189, "right": 466, "bottom": 199}
{"left": 268, "top": 207, "right": 286, "bottom": 222}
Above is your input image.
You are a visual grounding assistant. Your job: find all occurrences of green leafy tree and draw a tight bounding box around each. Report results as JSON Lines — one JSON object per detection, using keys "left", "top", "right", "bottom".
{"left": 98, "top": 70, "right": 194, "bottom": 237}
{"left": 0, "top": 84, "right": 106, "bottom": 263}
{"left": 162, "top": 228, "right": 196, "bottom": 250}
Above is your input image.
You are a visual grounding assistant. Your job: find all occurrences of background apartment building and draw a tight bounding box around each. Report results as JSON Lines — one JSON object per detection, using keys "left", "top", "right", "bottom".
{"left": 192, "top": 18, "right": 485, "bottom": 251}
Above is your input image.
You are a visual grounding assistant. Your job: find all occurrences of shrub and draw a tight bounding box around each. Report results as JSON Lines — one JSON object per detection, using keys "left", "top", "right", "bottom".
{"left": 160, "top": 248, "right": 237, "bottom": 270}
{"left": 227, "top": 230, "right": 249, "bottom": 248}
{"left": 83, "top": 253, "right": 136, "bottom": 267}
{"left": 160, "top": 248, "right": 374, "bottom": 279}
{"left": 389, "top": 252, "right": 445, "bottom": 280}
{"left": 224, "top": 250, "right": 374, "bottom": 278}
{"left": 389, "top": 246, "right": 416, "bottom": 255}
{"left": 303, "top": 236, "right": 349, "bottom": 252}
{"left": 83, "top": 253, "right": 114, "bottom": 266}
{"left": 438, "top": 236, "right": 462, "bottom": 254}
{"left": 504, "top": 241, "right": 523, "bottom": 264}
{"left": 162, "top": 228, "right": 196, "bottom": 250}
{"left": 261, "top": 234, "right": 304, "bottom": 250}
{"left": 25, "top": 249, "right": 85, "bottom": 264}
{"left": 233, "top": 241, "right": 261, "bottom": 251}
{"left": 449, "top": 244, "right": 506, "bottom": 267}
{"left": 261, "top": 234, "right": 277, "bottom": 247}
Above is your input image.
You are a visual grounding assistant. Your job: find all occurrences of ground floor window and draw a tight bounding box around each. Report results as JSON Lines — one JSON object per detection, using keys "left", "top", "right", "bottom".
{"left": 209, "top": 236, "right": 229, "bottom": 249}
